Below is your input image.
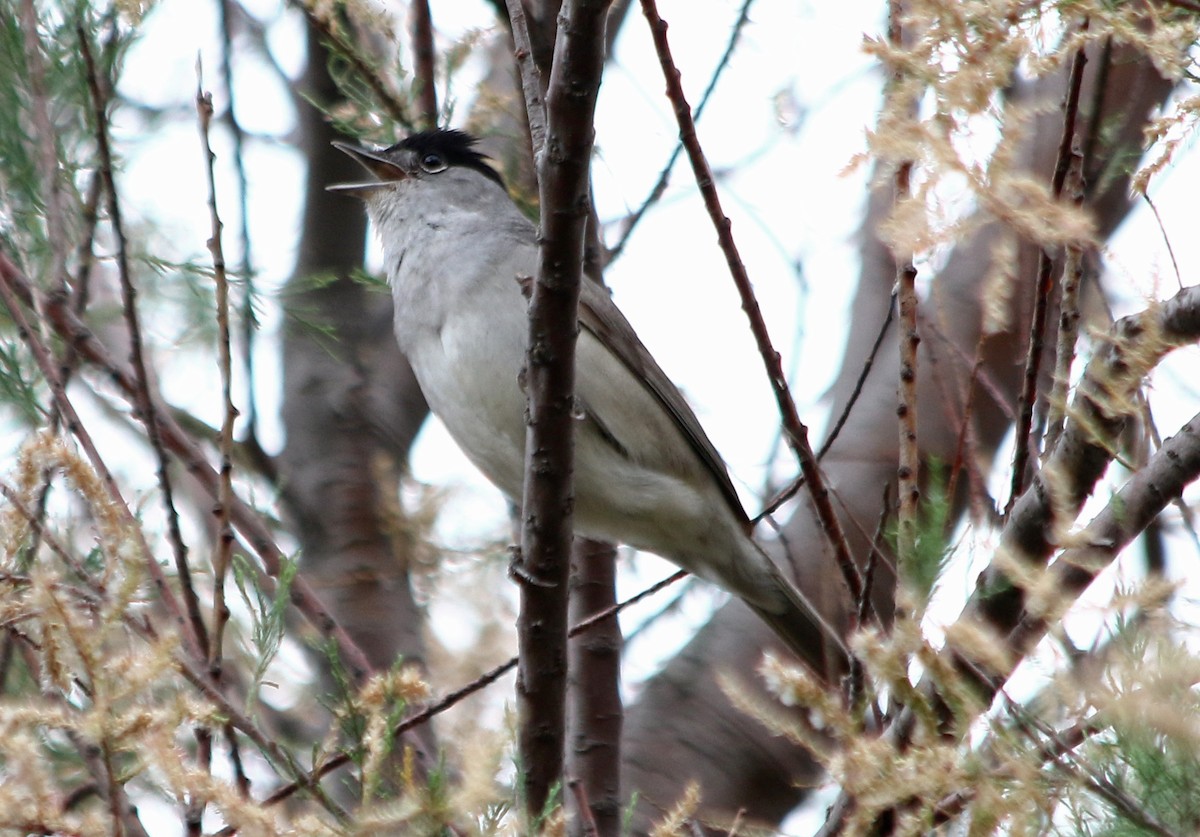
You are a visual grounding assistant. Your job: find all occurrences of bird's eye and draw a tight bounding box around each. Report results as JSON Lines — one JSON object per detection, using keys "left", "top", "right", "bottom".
{"left": 420, "top": 152, "right": 447, "bottom": 173}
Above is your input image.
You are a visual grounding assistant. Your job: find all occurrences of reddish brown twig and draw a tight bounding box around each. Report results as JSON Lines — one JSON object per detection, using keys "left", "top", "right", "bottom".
{"left": 194, "top": 81, "right": 239, "bottom": 831}
{"left": 216, "top": 0, "right": 260, "bottom": 444}
{"left": 607, "top": 0, "right": 756, "bottom": 264}
{"left": 638, "top": 0, "right": 862, "bottom": 609}
{"left": 80, "top": 26, "right": 212, "bottom": 665}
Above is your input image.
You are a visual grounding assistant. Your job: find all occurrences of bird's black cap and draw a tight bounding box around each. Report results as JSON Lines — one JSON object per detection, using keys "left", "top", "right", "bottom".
{"left": 387, "top": 129, "right": 505, "bottom": 189}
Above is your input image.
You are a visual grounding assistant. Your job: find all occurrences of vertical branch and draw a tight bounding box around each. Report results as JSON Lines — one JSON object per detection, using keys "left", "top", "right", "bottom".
{"left": 1044, "top": 146, "right": 1086, "bottom": 454}
{"left": 410, "top": 0, "right": 439, "bottom": 127}
{"left": 887, "top": 0, "right": 921, "bottom": 608}
{"left": 567, "top": 538, "right": 622, "bottom": 836}
{"left": 503, "top": 0, "right": 549, "bottom": 154}
{"left": 637, "top": 0, "right": 862, "bottom": 606}
{"left": 512, "top": 0, "right": 613, "bottom": 823}
{"left": 1006, "top": 35, "right": 1089, "bottom": 515}
{"left": 195, "top": 84, "right": 238, "bottom": 704}
{"left": 217, "top": 0, "right": 259, "bottom": 443}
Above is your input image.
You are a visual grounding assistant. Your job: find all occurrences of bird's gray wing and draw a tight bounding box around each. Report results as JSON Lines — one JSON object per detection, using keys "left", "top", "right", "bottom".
{"left": 576, "top": 278, "right": 751, "bottom": 528}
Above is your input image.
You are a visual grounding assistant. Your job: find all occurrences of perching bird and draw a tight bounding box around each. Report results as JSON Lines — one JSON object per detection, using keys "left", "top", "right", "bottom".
{"left": 329, "top": 129, "right": 842, "bottom": 671}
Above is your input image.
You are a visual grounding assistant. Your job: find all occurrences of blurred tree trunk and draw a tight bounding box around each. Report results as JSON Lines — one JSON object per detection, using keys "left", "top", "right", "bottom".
{"left": 279, "top": 20, "right": 433, "bottom": 760}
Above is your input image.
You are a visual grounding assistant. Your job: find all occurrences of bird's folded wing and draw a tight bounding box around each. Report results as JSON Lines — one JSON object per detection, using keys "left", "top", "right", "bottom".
{"left": 576, "top": 278, "right": 751, "bottom": 528}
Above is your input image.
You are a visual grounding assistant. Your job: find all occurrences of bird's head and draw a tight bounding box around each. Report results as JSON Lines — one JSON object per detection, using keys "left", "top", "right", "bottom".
{"left": 328, "top": 129, "right": 506, "bottom": 218}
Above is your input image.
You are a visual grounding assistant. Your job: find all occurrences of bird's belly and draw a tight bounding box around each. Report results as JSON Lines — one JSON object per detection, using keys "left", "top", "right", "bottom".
{"left": 408, "top": 318, "right": 529, "bottom": 501}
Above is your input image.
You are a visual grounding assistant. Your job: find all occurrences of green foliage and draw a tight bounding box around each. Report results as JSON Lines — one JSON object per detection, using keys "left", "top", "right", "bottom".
{"left": 1059, "top": 622, "right": 1200, "bottom": 836}
{"left": 890, "top": 458, "right": 954, "bottom": 610}
{"left": 1087, "top": 730, "right": 1200, "bottom": 835}
{"left": 232, "top": 549, "right": 299, "bottom": 713}
{"left": 0, "top": 340, "right": 45, "bottom": 426}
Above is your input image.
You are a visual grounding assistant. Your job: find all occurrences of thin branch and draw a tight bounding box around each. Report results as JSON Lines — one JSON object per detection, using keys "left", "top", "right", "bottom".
{"left": 1006, "top": 33, "right": 1089, "bottom": 514}
{"left": 754, "top": 289, "right": 896, "bottom": 524}
{"left": 217, "top": 0, "right": 260, "bottom": 443}
{"left": 79, "top": 24, "right": 211, "bottom": 660}
{"left": 887, "top": 0, "right": 921, "bottom": 614}
{"left": 502, "top": 0, "right": 548, "bottom": 156}
{"left": 196, "top": 78, "right": 238, "bottom": 687}
{"left": 607, "top": 0, "right": 756, "bottom": 263}
{"left": 638, "top": 0, "right": 862, "bottom": 608}
{"left": 410, "top": 0, "right": 438, "bottom": 127}
{"left": 195, "top": 78, "right": 238, "bottom": 837}
{"left": 568, "top": 780, "right": 601, "bottom": 837}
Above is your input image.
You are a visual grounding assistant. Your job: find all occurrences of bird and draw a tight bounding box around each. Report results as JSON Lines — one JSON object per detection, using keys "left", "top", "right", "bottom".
{"left": 328, "top": 128, "right": 844, "bottom": 673}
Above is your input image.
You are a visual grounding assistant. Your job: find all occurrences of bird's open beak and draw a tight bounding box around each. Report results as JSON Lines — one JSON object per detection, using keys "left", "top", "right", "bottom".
{"left": 326, "top": 142, "right": 408, "bottom": 195}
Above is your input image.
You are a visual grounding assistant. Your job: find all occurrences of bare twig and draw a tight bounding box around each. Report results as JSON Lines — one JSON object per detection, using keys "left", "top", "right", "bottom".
{"left": 502, "top": 0, "right": 548, "bottom": 156}
{"left": 410, "top": 0, "right": 438, "bottom": 127}
{"left": 607, "top": 0, "right": 756, "bottom": 264}
{"left": 1006, "top": 34, "right": 1089, "bottom": 514}
{"left": 196, "top": 78, "right": 238, "bottom": 689}
{"left": 194, "top": 78, "right": 238, "bottom": 837}
{"left": 568, "top": 779, "right": 601, "bottom": 837}
{"left": 638, "top": 0, "right": 862, "bottom": 609}
{"left": 754, "top": 289, "right": 896, "bottom": 524}
{"left": 887, "top": 0, "right": 921, "bottom": 612}
{"left": 217, "top": 0, "right": 260, "bottom": 442}
{"left": 79, "top": 25, "right": 211, "bottom": 661}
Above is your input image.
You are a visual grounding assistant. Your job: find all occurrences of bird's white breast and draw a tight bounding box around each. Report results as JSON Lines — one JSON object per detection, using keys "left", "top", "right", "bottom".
{"left": 384, "top": 208, "right": 536, "bottom": 501}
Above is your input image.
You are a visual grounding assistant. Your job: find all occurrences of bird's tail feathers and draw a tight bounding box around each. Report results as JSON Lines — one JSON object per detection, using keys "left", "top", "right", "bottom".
{"left": 749, "top": 560, "right": 851, "bottom": 679}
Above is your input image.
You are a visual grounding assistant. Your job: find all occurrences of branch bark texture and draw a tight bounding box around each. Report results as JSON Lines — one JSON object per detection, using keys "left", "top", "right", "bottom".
{"left": 514, "top": 0, "right": 613, "bottom": 821}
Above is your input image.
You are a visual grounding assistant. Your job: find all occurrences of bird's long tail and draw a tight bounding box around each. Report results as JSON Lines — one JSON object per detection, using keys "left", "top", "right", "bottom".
{"left": 745, "top": 559, "right": 852, "bottom": 679}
